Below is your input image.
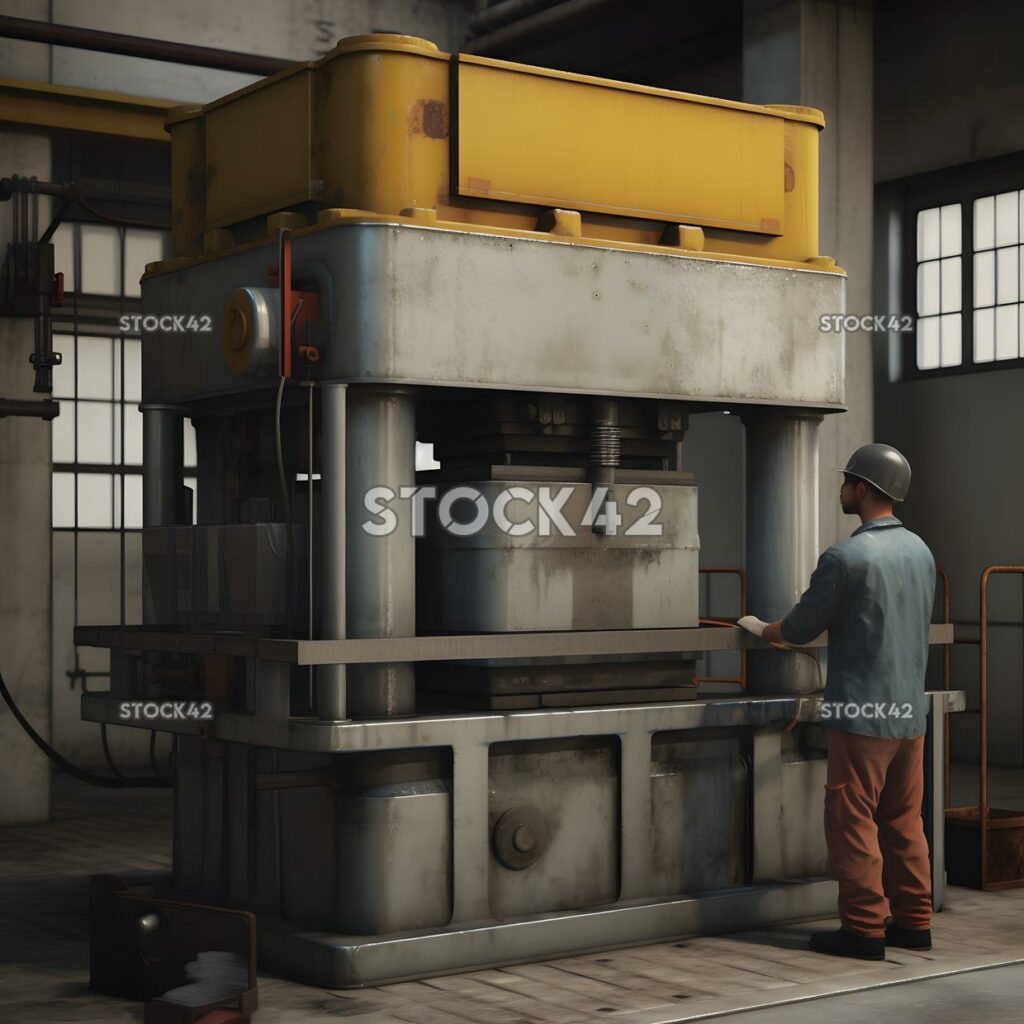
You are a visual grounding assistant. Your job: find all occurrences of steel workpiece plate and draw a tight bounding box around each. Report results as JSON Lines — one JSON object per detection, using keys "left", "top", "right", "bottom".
{"left": 141, "top": 222, "right": 846, "bottom": 408}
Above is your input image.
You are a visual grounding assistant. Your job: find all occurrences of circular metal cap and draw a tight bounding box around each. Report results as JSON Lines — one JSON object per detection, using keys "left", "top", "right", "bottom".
{"left": 222, "top": 286, "right": 279, "bottom": 376}
{"left": 492, "top": 806, "right": 549, "bottom": 870}
{"left": 835, "top": 443, "right": 911, "bottom": 501}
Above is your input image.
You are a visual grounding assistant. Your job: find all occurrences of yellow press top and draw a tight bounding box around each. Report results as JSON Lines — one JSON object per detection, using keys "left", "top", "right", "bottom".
{"left": 163, "top": 33, "right": 835, "bottom": 273}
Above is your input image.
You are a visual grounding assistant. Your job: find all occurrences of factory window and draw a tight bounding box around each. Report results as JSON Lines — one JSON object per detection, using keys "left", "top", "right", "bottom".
{"left": 50, "top": 222, "right": 196, "bottom": 532}
{"left": 902, "top": 152, "right": 1024, "bottom": 377}
{"left": 972, "top": 191, "right": 1024, "bottom": 363}
{"left": 914, "top": 204, "right": 962, "bottom": 369}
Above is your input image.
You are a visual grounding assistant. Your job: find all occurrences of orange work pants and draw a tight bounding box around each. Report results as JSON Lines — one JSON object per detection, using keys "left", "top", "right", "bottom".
{"left": 824, "top": 729, "right": 932, "bottom": 939}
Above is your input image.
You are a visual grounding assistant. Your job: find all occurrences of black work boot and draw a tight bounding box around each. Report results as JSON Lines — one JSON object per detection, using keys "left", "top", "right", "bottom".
{"left": 809, "top": 928, "right": 885, "bottom": 960}
{"left": 885, "top": 924, "right": 932, "bottom": 950}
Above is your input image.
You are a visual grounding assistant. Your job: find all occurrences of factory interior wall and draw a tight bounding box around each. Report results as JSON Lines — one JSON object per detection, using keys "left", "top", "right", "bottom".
{"left": 873, "top": 0, "right": 1024, "bottom": 767}
{"left": 3, "top": 0, "right": 960, "bottom": 785}
{"left": 1, "top": 0, "right": 473, "bottom": 102}
{"left": 0, "top": 130, "right": 52, "bottom": 823}
{"left": 689, "top": 0, "right": 873, "bottom": 673}
{"left": 0, "top": 1, "right": 472, "bottom": 795}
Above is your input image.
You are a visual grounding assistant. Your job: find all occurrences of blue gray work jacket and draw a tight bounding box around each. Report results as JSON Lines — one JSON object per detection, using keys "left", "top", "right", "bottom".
{"left": 780, "top": 516, "right": 935, "bottom": 739}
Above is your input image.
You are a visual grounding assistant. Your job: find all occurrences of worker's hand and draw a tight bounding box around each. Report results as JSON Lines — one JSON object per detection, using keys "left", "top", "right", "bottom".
{"left": 737, "top": 615, "right": 769, "bottom": 638}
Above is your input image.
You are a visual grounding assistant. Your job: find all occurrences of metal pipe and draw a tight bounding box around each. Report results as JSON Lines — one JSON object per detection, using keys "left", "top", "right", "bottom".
{"left": 346, "top": 386, "right": 417, "bottom": 718}
{"left": 694, "top": 566, "right": 747, "bottom": 688}
{"left": 975, "top": 565, "right": 1024, "bottom": 888}
{"left": 0, "top": 397, "right": 59, "bottom": 419}
{"left": 742, "top": 410, "right": 823, "bottom": 694}
{"left": 464, "top": 0, "right": 624, "bottom": 54}
{"left": 307, "top": 381, "right": 314, "bottom": 706}
{"left": 318, "top": 383, "right": 347, "bottom": 720}
{"left": 141, "top": 405, "right": 184, "bottom": 528}
{"left": 469, "top": 0, "right": 562, "bottom": 34}
{"left": 0, "top": 15, "right": 291, "bottom": 76}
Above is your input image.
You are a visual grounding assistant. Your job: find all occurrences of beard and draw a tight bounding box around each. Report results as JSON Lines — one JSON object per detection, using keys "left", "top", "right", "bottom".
{"left": 840, "top": 495, "right": 858, "bottom": 515}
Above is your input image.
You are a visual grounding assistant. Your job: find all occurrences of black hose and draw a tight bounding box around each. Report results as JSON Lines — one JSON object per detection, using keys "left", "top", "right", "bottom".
{"left": 149, "top": 729, "right": 164, "bottom": 783}
{"left": 275, "top": 374, "right": 295, "bottom": 635}
{"left": 0, "top": 667, "right": 172, "bottom": 788}
{"left": 100, "top": 722, "right": 124, "bottom": 779}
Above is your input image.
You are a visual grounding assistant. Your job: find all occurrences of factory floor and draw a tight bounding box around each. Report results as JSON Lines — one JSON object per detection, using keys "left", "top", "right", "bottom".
{"left": 2, "top": 771, "right": 1024, "bottom": 1024}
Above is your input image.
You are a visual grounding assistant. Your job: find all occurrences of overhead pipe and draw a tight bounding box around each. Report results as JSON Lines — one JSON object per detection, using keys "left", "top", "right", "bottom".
{"left": 0, "top": 15, "right": 291, "bottom": 76}
{"left": 464, "top": 0, "right": 627, "bottom": 54}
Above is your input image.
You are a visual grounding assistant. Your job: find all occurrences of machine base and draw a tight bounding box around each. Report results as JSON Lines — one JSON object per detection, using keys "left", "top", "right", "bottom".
{"left": 258, "top": 878, "right": 839, "bottom": 988}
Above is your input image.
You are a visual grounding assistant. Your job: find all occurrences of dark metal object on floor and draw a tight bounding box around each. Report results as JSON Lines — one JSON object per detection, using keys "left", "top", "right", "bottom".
{"left": 90, "top": 875, "right": 257, "bottom": 1023}
{"left": 946, "top": 564, "right": 1024, "bottom": 890}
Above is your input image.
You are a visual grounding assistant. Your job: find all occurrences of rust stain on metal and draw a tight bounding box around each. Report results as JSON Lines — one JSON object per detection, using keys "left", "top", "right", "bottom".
{"left": 409, "top": 98, "right": 449, "bottom": 139}
{"left": 784, "top": 163, "right": 795, "bottom": 192}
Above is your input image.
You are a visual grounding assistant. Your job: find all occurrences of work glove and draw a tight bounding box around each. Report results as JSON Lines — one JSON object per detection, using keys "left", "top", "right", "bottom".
{"left": 737, "top": 615, "right": 769, "bottom": 638}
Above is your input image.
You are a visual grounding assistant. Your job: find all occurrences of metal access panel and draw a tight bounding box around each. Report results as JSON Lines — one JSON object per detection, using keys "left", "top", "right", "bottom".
{"left": 141, "top": 222, "right": 846, "bottom": 409}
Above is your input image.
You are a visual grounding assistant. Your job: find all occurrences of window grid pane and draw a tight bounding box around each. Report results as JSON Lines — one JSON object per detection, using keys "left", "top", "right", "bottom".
{"left": 973, "top": 190, "right": 1024, "bottom": 363}
{"left": 915, "top": 203, "right": 963, "bottom": 370}
{"left": 51, "top": 221, "right": 173, "bottom": 533}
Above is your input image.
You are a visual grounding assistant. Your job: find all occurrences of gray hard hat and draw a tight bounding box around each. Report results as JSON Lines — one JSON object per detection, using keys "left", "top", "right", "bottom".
{"left": 836, "top": 443, "right": 912, "bottom": 501}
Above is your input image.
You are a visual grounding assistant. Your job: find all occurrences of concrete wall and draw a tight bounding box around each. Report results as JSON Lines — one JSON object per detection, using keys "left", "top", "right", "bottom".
{"left": 0, "top": 130, "right": 53, "bottom": 823}
{"left": 0, "top": 1, "right": 472, "bottom": 786}
{"left": 3, "top": 0, "right": 473, "bottom": 102}
{"left": 874, "top": 0, "right": 1024, "bottom": 183}
{"left": 744, "top": 0, "right": 874, "bottom": 553}
{"left": 686, "top": 0, "right": 874, "bottom": 628}
{"left": 874, "top": 0, "right": 1024, "bottom": 766}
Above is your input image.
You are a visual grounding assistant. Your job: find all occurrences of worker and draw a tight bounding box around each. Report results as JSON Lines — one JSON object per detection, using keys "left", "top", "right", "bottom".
{"left": 738, "top": 443, "right": 935, "bottom": 961}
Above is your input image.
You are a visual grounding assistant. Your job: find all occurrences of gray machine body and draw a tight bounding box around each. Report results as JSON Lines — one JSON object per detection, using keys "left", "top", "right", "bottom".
{"left": 140, "top": 222, "right": 845, "bottom": 409}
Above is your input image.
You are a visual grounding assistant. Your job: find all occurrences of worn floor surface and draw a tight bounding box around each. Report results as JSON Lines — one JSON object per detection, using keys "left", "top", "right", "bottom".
{"left": 2, "top": 771, "right": 1024, "bottom": 1023}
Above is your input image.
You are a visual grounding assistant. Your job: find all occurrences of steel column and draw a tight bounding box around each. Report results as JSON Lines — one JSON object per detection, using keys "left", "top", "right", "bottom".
{"left": 925, "top": 690, "right": 947, "bottom": 911}
{"left": 743, "top": 410, "right": 823, "bottom": 694}
{"left": 318, "top": 383, "right": 348, "bottom": 720}
{"left": 345, "top": 386, "right": 417, "bottom": 717}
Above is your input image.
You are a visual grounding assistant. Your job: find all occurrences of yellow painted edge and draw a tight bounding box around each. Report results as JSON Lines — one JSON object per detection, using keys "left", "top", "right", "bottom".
{"left": 457, "top": 53, "right": 826, "bottom": 128}
{"left": 0, "top": 77, "right": 177, "bottom": 141}
{"left": 459, "top": 186, "right": 786, "bottom": 236}
{"left": 207, "top": 189, "right": 321, "bottom": 231}
{"left": 199, "top": 34, "right": 446, "bottom": 117}
{"left": 144, "top": 209, "right": 845, "bottom": 281}
{"left": 174, "top": 35, "right": 824, "bottom": 131}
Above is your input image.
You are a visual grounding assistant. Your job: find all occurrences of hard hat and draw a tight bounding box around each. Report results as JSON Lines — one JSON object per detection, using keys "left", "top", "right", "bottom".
{"left": 836, "top": 443, "right": 911, "bottom": 501}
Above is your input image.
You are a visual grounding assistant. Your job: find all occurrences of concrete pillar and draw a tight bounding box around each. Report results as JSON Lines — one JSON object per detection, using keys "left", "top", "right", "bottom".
{"left": 743, "top": 410, "right": 823, "bottom": 694}
{"left": 345, "top": 386, "right": 416, "bottom": 718}
{"left": 0, "top": 129, "right": 52, "bottom": 824}
{"left": 743, "top": 0, "right": 874, "bottom": 550}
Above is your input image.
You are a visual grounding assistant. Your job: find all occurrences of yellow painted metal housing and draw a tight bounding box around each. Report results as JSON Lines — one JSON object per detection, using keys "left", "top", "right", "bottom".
{"left": 164, "top": 33, "right": 835, "bottom": 272}
{"left": 0, "top": 77, "right": 176, "bottom": 142}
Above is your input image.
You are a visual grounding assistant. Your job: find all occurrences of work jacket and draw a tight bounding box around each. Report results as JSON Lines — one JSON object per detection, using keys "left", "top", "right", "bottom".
{"left": 779, "top": 516, "right": 936, "bottom": 739}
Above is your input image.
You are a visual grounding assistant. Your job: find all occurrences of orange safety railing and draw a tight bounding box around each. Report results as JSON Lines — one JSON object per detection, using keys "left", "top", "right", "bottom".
{"left": 695, "top": 566, "right": 746, "bottom": 689}
{"left": 693, "top": 566, "right": 951, "bottom": 698}
{"left": 945, "top": 564, "right": 1024, "bottom": 890}
{"left": 937, "top": 566, "right": 951, "bottom": 803}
